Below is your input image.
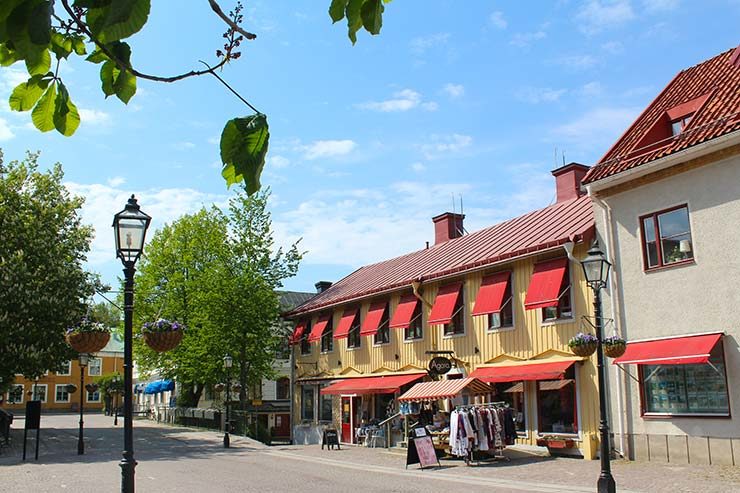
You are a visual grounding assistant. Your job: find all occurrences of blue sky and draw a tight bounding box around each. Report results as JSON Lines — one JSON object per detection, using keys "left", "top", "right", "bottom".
{"left": 1, "top": 0, "right": 738, "bottom": 296}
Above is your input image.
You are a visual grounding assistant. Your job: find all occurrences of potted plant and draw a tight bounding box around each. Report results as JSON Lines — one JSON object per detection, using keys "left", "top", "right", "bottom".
{"left": 142, "top": 319, "right": 185, "bottom": 352}
{"left": 602, "top": 335, "right": 627, "bottom": 358}
{"left": 568, "top": 332, "right": 598, "bottom": 357}
{"left": 66, "top": 319, "right": 110, "bottom": 353}
{"left": 66, "top": 384, "right": 78, "bottom": 394}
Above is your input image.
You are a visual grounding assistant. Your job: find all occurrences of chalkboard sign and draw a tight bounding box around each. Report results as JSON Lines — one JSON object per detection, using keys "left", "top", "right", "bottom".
{"left": 406, "top": 436, "right": 440, "bottom": 470}
{"left": 321, "top": 428, "right": 340, "bottom": 450}
{"left": 25, "top": 401, "right": 41, "bottom": 430}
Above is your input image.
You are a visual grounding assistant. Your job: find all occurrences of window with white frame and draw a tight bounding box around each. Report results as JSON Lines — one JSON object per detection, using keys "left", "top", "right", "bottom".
{"left": 443, "top": 286, "right": 465, "bottom": 336}
{"left": 320, "top": 317, "right": 334, "bottom": 353}
{"left": 7, "top": 384, "right": 24, "bottom": 404}
{"left": 373, "top": 303, "right": 390, "bottom": 345}
{"left": 57, "top": 360, "right": 72, "bottom": 376}
{"left": 640, "top": 205, "right": 694, "bottom": 269}
{"left": 87, "top": 388, "right": 101, "bottom": 402}
{"left": 404, "top": 302, "right": 423, "bottom": 341}
{"left": 31, "top": 384, "right": 47, "bottom": 403}
{"left": 88, "top": 358, "right": 102, "bottom": 376}
{"left": 55, "top": 384, "right": 71, "bottom": 403}
{"left": 542, "top": 268, "right": 572, "bottom": 322}
{"left": 301, "top": 385, "right": 315, "bottom": 421}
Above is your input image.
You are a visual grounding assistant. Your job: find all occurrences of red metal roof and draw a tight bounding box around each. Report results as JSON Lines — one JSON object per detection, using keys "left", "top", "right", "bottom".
{"left": 287, "top": 195, "right": 594, "bottom": 316}
{"left": 584, "top": 46, "right": 740, "bottom": 185}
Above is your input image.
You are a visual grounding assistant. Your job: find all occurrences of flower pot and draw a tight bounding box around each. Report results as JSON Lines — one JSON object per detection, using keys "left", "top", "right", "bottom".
{"left": 604, "top": 342, "right": 627, "bottom": 358}
{"left": 571, "top": 341, "right": 597, "bottom": 357}
{"left": 144, "top": 330, "right": 183, "bottom": 352}
{"left": 66, "top": 331, "right": 110, "bottom": 353}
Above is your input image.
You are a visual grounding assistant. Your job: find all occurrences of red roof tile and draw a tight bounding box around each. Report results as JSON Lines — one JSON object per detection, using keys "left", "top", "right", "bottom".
{"left": 584, "top": 46, "right": 740, "bottom": 184}
{"left": 287, "top": 195, "right": 594, "bottom": 316}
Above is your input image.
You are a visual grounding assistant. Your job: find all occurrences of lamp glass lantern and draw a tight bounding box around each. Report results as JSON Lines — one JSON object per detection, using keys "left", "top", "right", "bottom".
{"left": 581, "top": 242, "right": 611, "bottom": 291}
{"left": 112, "top": 195, "right": 152, "bottom": 264}
{"left": 223, "top": 355, "right": 233, "bottom": 369}
{"left": 79, "top": 353, "right": 90, "bottom": 367}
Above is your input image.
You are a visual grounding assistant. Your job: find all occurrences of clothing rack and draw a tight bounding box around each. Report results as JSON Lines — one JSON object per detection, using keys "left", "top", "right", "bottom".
{"left": 451, "top": 402, "right": 513, "bottom": 466}
{"left": 455, "top": 400, "right": 508, "bottom": 411}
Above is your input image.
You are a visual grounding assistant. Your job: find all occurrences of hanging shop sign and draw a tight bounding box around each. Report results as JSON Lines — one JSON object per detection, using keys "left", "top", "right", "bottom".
{"left": 428, "top": 356, "right": 452, "bottom": 375}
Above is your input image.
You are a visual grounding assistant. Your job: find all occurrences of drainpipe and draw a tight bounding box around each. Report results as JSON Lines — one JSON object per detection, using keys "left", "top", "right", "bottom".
{"left": 290, "top": 341, "right": 295, "bottom": 445}
{"left": 411, "top": 278, "right": 437, "bottom": 350}
{"left": 589, "top": 190, "right": 627, "bottom": 459}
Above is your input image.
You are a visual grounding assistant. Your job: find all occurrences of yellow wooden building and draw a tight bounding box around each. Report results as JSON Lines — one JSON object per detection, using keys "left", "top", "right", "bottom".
{"left": 3, "top": 334, "right": 124, "bottom": 412}
{"left": 287, "top": 164, "right": 605, "bottom": 459}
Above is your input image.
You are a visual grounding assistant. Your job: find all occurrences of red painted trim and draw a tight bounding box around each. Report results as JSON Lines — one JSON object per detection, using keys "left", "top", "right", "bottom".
{"left": 639, "top": 204, "right": 693, "bottom": 271}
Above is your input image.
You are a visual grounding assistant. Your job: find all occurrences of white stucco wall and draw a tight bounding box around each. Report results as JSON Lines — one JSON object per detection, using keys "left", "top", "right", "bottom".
{"left": 595, "top": 151, "right": 740, "bottom": 440}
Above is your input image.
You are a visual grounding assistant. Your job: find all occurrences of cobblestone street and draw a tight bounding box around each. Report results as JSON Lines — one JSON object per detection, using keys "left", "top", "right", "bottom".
{"left": 1, "top": 414, "right": 738, "bottom": 492}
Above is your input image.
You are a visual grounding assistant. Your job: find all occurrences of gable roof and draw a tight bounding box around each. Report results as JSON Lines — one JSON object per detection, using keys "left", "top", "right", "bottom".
{"left": 287, "top": 195, "right": 593, "bottom": 317}
{"left": 278, "top": 290, "right": 315, "bottom": 311}
{"left": 584, "top": 46, "right": 740, "bottom": 185}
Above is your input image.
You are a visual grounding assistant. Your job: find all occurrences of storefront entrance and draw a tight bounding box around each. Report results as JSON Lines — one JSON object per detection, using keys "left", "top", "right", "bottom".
{"left": 273, "top": 413, "right": 290, "bottom": 438}
{"left": 341, "top": 396, "right": 361, "bottom": 444}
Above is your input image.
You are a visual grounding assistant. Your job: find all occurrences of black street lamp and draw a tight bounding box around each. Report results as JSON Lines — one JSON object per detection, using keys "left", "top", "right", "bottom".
{"left": 77, "top": 353, "right": 89, "bottom": 455}
{"left": 581, "top": 241, "right": 616, "bottom": 493}
{"left": 113, "top": 195, "right": 151, "bottom": 493}
{"left": 223, "top": 354, "right": 233, "bottom": 448}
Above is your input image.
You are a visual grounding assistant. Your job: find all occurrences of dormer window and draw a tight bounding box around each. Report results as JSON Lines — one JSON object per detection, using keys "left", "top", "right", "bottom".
{"left": 671, "top": 114, "right": 693, "bottom": 136}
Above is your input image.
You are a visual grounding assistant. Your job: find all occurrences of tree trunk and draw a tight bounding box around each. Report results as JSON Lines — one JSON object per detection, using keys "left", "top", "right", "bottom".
{"left": 177, "top": 382, "right": 203, "bottom": 407}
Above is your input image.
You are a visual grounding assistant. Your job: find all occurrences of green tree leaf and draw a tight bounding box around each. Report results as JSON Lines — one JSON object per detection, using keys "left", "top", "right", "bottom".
{"left": 71, "top": 35, "right": 87, "bottom": 55}
{"left": 0, "top": 0, "right": 24, "bottom": 24}
{"left": 329, "top": 0, "right": 349, "bottom": 22}
{"left": 220, "top": 114, "right": 270, "bottom": 194}
{"left": 28, "top": 0, "right": 51, "bottom": 46}
{"left": 31, "top": 81, "right": 56, "bottom": 132}
{"left": 0, "top": 44, "right": 20, "bottom": 66}
{"left": 86, "top": 0, "right": 151, "bottom": 43}
{"left": 360, "top": 0, "right": 384, "bottom": 35}
{"left": 9, "top": 75, "right": 46, "bottom": 111}
{"left": 53, "top": 81, "right": 80, "bottom": 136}
{"left": 113, "top": 68, "right": 136, "bottom": 103}
{"left": 100, "top": 59, "right": 118, "bottom": 96}
{"left": 86, "top": 46, "right": 109, "bottom": 64}
{"left": 345, "top": 0, "right": 363, "bottom": 44}
{"left": 50, "top": 31, "right": 73, "bottom": 60}
{"left": 25, "top": 47, "right": 50, "bottom": 75}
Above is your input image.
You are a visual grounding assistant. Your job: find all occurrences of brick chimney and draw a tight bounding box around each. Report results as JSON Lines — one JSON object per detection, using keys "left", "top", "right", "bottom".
{"left": 314, "top": 281, "right": 332, "bottom": 293}
{"left": 432, "top": 212, "right": 465, "bottom": 245}
{"left": 551, "top": 163, "right": 590, "bottom": 203}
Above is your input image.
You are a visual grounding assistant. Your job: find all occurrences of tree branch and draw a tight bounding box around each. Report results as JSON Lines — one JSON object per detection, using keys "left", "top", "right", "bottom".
{"left": 208, "top": 0, "right": 256, "bottom": 40}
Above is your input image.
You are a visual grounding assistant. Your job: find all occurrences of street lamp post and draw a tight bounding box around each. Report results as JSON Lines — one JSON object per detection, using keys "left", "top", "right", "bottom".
{"left": 113, "top": 195, "right": 152, "bottom": 493}
{"left": 113, "top": 376, "right": 121, "bottom": 426}
{"left": 581, "top": 241, "right": 616, "bottom": 493}
{"left": 77, "top": 353, "right": 89, "bottom": 455}
{"left": 223, "top": 355, "right": 233, "bottom": 448}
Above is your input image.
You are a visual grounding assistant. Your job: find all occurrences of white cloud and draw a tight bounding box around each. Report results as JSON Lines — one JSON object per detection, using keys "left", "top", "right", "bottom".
{"left": 409, "top": 33, "right": 450, "bottom": 55}
{"left": 510, "top": 31, "right": 546, "bottom": 47}
{"left": 551, "top": 106, "right": 640, "bottom": 148}
{"left": 515, "top": 87, "right": 567, "bottom": 104}
{"left": 443, "top": 83, "right": 465, "bottom": 99}
{"left": 0, "top": 68, "right": 28, "bottom": 95}
{"left": 411, "top": 162, "right": 426, "bottom": 173}
{"left": 357, "top": 89, "right": 437, "bottom": 113}
{"left": 601, "top": 41, "right": 624, "bottom": 54}
{"left": 301, "top": 139, "right": 357, "bottom": 160}
{"left": 78, "top": 108, "right": 111, "bottom": 126}
{"left": 268, "top": 155, "right": 290, "bottom": 169}
{"left": 207, "top": 136, "right": 220, "bottom": 145}
{"left": 172, "top": 141, "right": 196, "bottom": 150}
{"left": 552, "top": 54, "right": 600, "bottom": 69}
{"left": 581, "top": 81, "right": 604, "bottom": 96}
{"left": 0, "top": 118, "right": 14, "bottom": 141}
{"left": 575, "top": 0, "right": 635, "bottom": 35}
{"left": 420, "top": 134, "right": 472, "bottom": 159}
{"left": 489, "top": 11, "right": 507, "bottom": 29}
{"left": 107, "top": 176, "right": 126, "bottom": 187}
{"left": 642, "top": 0, "right": 679, "bottom": 12}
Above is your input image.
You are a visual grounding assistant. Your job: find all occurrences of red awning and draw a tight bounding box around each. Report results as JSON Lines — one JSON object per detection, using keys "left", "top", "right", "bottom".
{"left": 428, "top": 283, "right": 462, "bottom": 325}
{"left": 360, "top": 301, "right": 387, "bottom": 336}
{"left": 398, "top": 378, "right": 491, "bottom": 402}
{"left": 470, "top": 360, "right": 574, "bottom": 383}
{"left": 333, "top": 309, "right": 357, "bottom": 340}
{"left": 472, "top": 272, "right": 511, "bottom": 316}
{"left": 308, "top": 314, "right": 331, "bottom": 343}
{"left": 320, "top": 373, "right": 425, "bottom": 395}
{"left": 389, "top": 294, "right": 419, "bottom": 329}
{"left": 613, "top": 333, "right": 723, "bottom": 366}
{"left": 289, "top": 321, "right": 306, "bottom": 345}
{"left": 524, "top": 257, "right": 569, "bottom": 310}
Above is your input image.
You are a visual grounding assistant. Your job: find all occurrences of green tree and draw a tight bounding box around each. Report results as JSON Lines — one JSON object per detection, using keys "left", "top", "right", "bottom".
{"left": 0, "top": 151, "right": 98, "bottom": 390}
{"left": 89, "top": 300, "right": 120, "bottom": 329}
{"left": 0, "top": 0, "right": 389, "bottom": 193}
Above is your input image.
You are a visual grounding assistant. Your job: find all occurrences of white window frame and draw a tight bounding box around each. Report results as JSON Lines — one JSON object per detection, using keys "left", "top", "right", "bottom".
{"left": 442, "top": 284, "right": 467, "bottom": 339}
{"left": 487, "top": 273, "right": 515, "bottom": 333}
{"left": 88, "top": 357, "right": 102, "bottom": 376}
{"left": 540, "top": 261, "right": 575, "bottom": 325}
{"left": 57, "top": 360, "right": 72, "bottom": 376}
{"left": 86, "top": 388, "right": 101, "bottom": 403}
{"left": 55, "top": 384, "right": 71, "bottom": 403}
{"left": 31, "top": 383, "right": 48, "bottom": 403}
{"left": 7, "top": 384, "right": 24, "bottom": 404}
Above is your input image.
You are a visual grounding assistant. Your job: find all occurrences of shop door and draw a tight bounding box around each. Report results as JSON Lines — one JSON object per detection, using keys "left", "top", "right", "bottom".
{"left": 341, "top": 396, "right": 352, "bottom": 443}
{"left": 273, "top": 414, "right": 290, "bottom": 438}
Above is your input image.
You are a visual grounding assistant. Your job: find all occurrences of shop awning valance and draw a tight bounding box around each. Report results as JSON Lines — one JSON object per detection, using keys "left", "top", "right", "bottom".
{"left": 360, "top": 301, "right": 387, "bottom": 336}
{"left": 308, "top": 314, "right": 331, "bottom": 342}
{"left": 524, "top": 257, "right": 569, "bottom": 310}
{"left": 333, "top": 309, "right": 357, "bottom": 339}
{"left": 470, "top": 360, "right": 574, "bottom": 383}
{"left": 320, "top": 373, "right": 425, "bottom": 395}
{"left": 613, "top": 333, "right": 723, "bottom": 366}
{"left": 428, "top": 283, "right": 462, "bottom": 325}
{"left": 472, "top": 272, "right": 511, "bottom": 316}
{"left": 289, "top": 321, "right": 307, "bottom": 345}
{"left": 144, "top": 380, "right": 174, "bottom": 394}
{"left": 538, "top": 379, "right": 574, "bottom": 391}
{"left": 398, "top": 377, "right": 491, "bottom": 402}
{"left": 389, "top": 294, "right": 419, "bottom": 329}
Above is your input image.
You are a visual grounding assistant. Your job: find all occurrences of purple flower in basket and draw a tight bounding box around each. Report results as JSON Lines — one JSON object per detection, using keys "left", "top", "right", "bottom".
{"left": 602, "top": 335, "right": 626, "bottom": 345}
{"left": 142, "top": 318, "right": 186, "bottom": 334}
{"left": 568, "top": 332, "right": 598, "bottom": 348}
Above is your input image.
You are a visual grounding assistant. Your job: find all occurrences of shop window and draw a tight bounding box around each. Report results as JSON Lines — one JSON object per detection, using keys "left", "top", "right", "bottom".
{"left": 374, "top": 393, "right": 395, "bottom": 421}
{"left": 494, "top": 382, "right": 526, "bottom": 434}
{"left": 542, "top": 270, "right": 572, "bottom": 322}
{"left": 31, "top": 384, "right": 48, "bottom": 403}
{"left": 320, "top": 385, "right": 333, "bottom": 422}
{"left": 320, "top": 318, "right": 334, "bottom": 353}
{"left": 55, "top": 384, "right": 70, "bottom": 403}
{"left": 641, "top": 343, "right": 729, "bottom": 416}
{"left": 276, "top": 377, "right": 290, "bottom": 400}
{"left": 374, "top": 304, "right": 390, "bottom": 345}
{"left": 640, "top": 205, "right": 694, "bottom": 269}
{"left": 300, "top": 321, "right": 312, "bottom": 355}
{"left": 444, "top": 288, "right": 465, "bottom": 336}
{"left": 57, "top": 360, "right": 72, "bottom": 376}
{"left": 404, "top": 302, "right": 423, "bottom": 340}
{"left": 347, "top": 319, "right": 361, "bottom": 349}
{"left": 537, "top": 366, "right": 577, "bottom": 434}
{"left": 87, "top": 389, "right": 101, "bottom": 403}
{"left": 489, "top": 281, "right": 514, "bottom": 330}
{"left": 301, "top": 386, "right": 315, "bottom": 421}
{"left": 88, "top": 357, "right": 102, "bottom": 376}
{"left": 7, "top": 384, "right": 24, "bottom": 404}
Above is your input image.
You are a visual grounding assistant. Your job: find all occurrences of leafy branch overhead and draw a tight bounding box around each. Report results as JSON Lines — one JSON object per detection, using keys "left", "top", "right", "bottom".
{"left": 1, "top": 0, "right": 389, "bottom": 192}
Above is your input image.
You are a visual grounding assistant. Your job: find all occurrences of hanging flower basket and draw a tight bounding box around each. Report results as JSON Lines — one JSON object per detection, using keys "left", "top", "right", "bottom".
{"left": 66, "top": 319, "right": 110, "bottom": 353}
{"left": 568, "top": 332, "right": 598, "bottom": 357}
{"left": 66, "top": 384, "right": 78, "bottom": 394}
{"left": 603, "top": 336, "right": 627, "bottom": 358}
{"left": 85, "top": 383, "right": 99, "bottom": 393}
{"left": 213, "top": 383, "right": 225, "bottom": 393}
{"left": 142, "top": 319, "right": 185, "bottom": 352}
